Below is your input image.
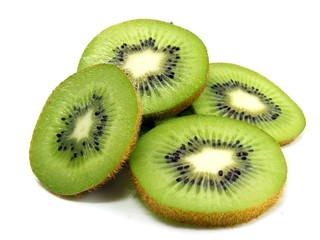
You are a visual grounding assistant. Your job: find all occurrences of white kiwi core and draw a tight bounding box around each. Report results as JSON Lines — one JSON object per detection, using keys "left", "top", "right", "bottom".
{"left": 69, "top": 109, "right": 93, "bottom": 142}
{"left": 185, "top": 148, "right": 235, "bottom": 173}
{"left": 228, "top": 89, "right": 267, "bottom": 114}
{"left": 123, "top": 49, "right": 166, "bottom": 79}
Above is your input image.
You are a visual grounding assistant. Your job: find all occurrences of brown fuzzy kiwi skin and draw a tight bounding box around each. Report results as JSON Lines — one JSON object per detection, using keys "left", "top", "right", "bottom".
{"left": 130, "top": 172, "right": 285, "bottom": 227}
{"left": 279, "top": 136, "right": 298, "bottom": 146}
{"left": 97, "top": 68, "right": 143, "bottom": 192}
{"left": 30, "top": 66, "right": 142, "bottom": 197}
{"left": 83, "top": 104, "right": 142, "bottom": 196}
{"left": 143, "top": 71, "right": 209, "bottom": 120}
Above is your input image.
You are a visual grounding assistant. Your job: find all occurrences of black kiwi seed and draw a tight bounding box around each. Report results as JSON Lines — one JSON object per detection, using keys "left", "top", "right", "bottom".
{"left": 165, "top": 136, "right": 253, "bottom": 191}
{"left": 176, "top": 177, "right": 182, "bottom": 182}
{"left": 209, "top": 179, "right": 215, "bottom": 186}
{"left": 211, "top": 79, "right": 282, "bottom": 124}
{"left": 55, "top": 94, "right": 107, "bottom": 161}
{"left": 220, "top": 180, "right": 227, "bottom": 190}
{"left": 232, "top": 175, "right": 238, "bottom": 181}
{"left": 197, "top": 177, "right": 203, "bottom": 185}
{"left": 108, "top": 38, "right": 181, "bottom": 96}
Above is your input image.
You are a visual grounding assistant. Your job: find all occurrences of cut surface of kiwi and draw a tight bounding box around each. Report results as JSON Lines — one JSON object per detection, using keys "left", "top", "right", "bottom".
{"left": 192, "top": 63, "right": 306, "bottom": 146}
{"left": 78, "top": 19, "right": 209, "bottom": 118}
{"left": 129, "top": 115, "right": 287, "bottom": 227}
{"left": 30, "top": 64, "right": 141, "bottom": 195}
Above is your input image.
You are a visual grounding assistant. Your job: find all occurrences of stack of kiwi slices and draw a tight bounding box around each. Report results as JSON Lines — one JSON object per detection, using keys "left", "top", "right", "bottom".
{"left": 30, "top": 19, "right": 306, "bottom": 227}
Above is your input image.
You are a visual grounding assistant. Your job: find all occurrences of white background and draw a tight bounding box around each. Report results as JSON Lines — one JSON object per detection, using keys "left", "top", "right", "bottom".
{"left": 1, "top": 0, "right": 319, "bottom": 239}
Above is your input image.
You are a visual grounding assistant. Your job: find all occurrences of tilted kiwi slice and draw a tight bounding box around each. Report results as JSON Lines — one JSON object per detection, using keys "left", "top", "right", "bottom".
{"left": 78, "top": 19, "right": 209, "bottom": 118}
{"left": 129, "top": 115, "right": 287, "bottom": 227}
{"left": 30, "top": 64, "right": 141, "bottom": 195}
{"left": 192, "top": 63, "right": 306, "bottom": 145}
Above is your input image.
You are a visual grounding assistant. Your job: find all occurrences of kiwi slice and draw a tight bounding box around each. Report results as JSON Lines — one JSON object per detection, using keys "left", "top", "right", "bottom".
{"left": 192, "top": 63, "right": 306, "bottom": 145}
{"left": 78, "top": 19, "right": 209, "bottom": 118}
{"left": 129, "top": 115, "right": 287, "bottom": 227}
{"left": 30, "top": 64, "right": 141, "bottom": 196}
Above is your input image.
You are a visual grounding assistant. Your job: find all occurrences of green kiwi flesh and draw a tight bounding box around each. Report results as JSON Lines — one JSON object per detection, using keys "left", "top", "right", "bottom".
{"left": 78, "top": 19, "right": 209, "bottom": 118}
{"left": 30, "top": 64, "right": 141, "bottom": 195}
{"left": 129, "top": 115, "right": 287, "bottom": 227}
{"left": 192, "top": 63, "right": 306, "bottom": 145}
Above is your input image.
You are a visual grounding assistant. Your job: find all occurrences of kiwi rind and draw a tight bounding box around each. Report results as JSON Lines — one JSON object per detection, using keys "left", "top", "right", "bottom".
{"left": 131, "top": 173, "right": 284, "bottom": 227}
{"left": 129, "top": 115, "right": 287, "bottom": 227}
{"left": 192, "top": 63, "right": 306, "bottom": 146}
{"left": 30, "top": 64, "right": 142, "bottom": 196}
{"left": 78, "top": 19, "right": 209, "bottom": 119}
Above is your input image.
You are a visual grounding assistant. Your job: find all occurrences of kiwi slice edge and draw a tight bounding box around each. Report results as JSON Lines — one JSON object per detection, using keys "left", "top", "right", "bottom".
{"left": 131, "top": 173, "right": 284, "bottom": 227}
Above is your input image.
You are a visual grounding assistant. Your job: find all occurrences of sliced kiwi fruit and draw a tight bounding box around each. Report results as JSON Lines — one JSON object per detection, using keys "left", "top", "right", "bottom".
{"left": 192, "top": 63, "right": 306, "bottom": 146}
{"left": 30, "top": 64, "right": 141, "bottom": 196}
{"left": 129, "top": 115, "right": 287, "bottom": 227}
{"left": 78, "top": 19, "right": 209, "bottom": 118}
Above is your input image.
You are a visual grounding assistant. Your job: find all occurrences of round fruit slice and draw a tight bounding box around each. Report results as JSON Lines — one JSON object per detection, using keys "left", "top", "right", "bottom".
{"left": 30, "top": 64, "right": 141, "bottom": 195}
{"left": 192, "top": 63, "right": 306, "bottom": 145}
{"left": 78, "top": 19, "right": 209, "bottom": 118}
{"left": 129, "top": 115, "right": 287, "bottom": 227}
